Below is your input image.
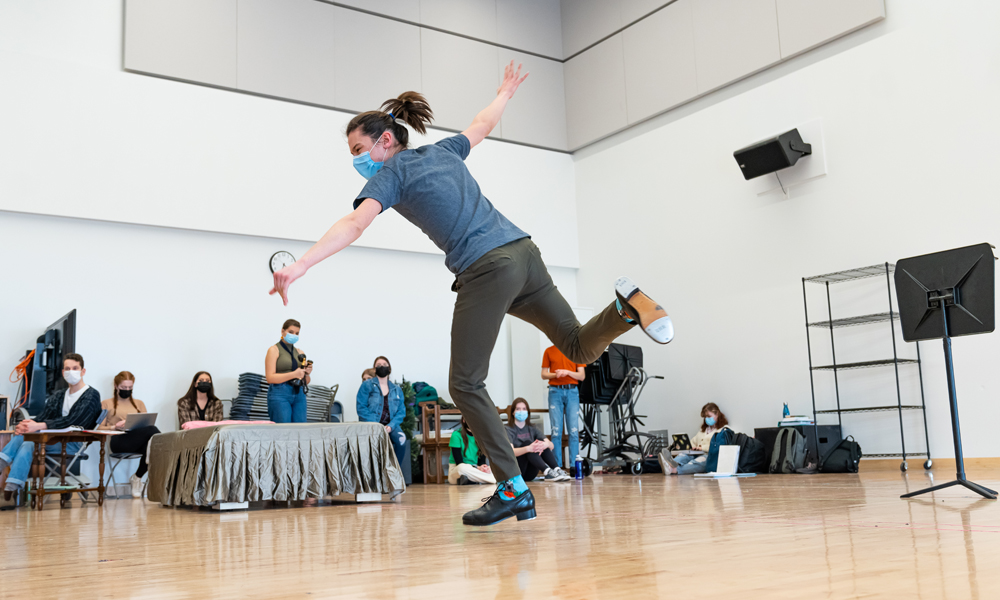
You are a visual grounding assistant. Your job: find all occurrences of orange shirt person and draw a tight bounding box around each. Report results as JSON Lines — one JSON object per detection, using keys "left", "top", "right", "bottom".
{"left": 541, "top": 346, "right": 585, "bottom": 467}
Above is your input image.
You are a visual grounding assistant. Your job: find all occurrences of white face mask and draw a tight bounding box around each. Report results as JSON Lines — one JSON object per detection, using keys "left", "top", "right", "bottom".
{"left": 64, "top": 370, "right": 82, "bottom": 385}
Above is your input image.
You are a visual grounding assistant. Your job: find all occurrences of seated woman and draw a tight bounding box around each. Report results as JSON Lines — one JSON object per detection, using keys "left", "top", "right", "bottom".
{"left": 99, "top": 371, "right": 161, "bottom": 498}
{"left": 505, "top": 398, "right": 570, "bottom": 482}
{"left": 448, "top": 416, "right": 495, "bottom": 485}
{"left": 660, "top": 402, "right": 729, "bottom": 475}
{"left": 356, "top": 356, "right": 406, "bottom": 466}
{"left": 265, "top": 319, "right": 312, "bottom": 423}
{"left": 177, "top": 371, "right": 224, "bottom": 426}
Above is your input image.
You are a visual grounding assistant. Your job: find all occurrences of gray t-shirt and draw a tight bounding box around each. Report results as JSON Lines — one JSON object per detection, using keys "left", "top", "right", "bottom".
{"left": 354, "top": 134, "right": 529, "bottom": 274}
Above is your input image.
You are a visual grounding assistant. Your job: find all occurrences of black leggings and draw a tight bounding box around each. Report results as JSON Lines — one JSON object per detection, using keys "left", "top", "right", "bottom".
{"left": 516, "top": 448, "right": 559, "bottom": 481}
{"left": 109, "top": 425, "right": 161, "bottom": 477}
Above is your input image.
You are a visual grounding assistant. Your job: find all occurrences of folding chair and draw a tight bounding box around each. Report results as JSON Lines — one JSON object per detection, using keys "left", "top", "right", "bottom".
{"left": 104, "top": 437, "right": 143, "bottom": 499}
{"left": 329, "top": 400, "right": 344, "bottom": 423}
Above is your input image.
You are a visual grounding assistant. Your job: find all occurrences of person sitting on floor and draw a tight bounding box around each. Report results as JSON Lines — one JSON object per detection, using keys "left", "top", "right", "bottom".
{"left": 356, "top": 356, "right": 406, "bottom": 466}
{"left": 177, "top": 371, "right": 224, "bottom": 427}
{"left": 99, "top": 371, "right": 161, "bottom": 498}
{"left": 505, "top": 397, "right": 570, "bottom": 482}
{"left": 660, "top": 402, "right": 730, "bottom": 475}
{"left": 0, "top": 353, "right": 102, "bottom": 500}
{"left": 448, "top": 416, "right": 495, "bottom": 485}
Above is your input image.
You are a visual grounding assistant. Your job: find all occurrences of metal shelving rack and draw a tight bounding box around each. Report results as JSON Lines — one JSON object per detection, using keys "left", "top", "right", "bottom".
{"left": 802, "top": 263, "right": 932, "bottom": 470}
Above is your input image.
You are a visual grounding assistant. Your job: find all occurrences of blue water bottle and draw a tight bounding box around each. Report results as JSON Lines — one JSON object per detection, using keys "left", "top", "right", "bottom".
{"left": 575, "top": 455, "right": 583, "bottom": 479}
{"left": 783, "top": 402, "right": 790, "bottom": 418}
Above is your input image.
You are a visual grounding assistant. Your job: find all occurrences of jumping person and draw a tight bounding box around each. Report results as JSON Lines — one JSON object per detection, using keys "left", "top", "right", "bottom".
{"left": 270, "top": 62, "right": 673, "bottom": 526}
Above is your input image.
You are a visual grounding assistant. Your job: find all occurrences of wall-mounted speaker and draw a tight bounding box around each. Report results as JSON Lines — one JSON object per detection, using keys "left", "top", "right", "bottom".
{"left": 734, "top": 128, "right": 812, "bottom": 180}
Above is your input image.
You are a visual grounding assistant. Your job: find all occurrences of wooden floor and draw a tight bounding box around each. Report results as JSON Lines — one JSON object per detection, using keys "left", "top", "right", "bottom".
{"left": 2, "top": 469, "right": 1000, "bottom": 599}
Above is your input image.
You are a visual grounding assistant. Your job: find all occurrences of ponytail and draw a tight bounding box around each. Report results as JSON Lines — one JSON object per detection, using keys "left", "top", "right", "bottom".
{"left": 346, "top": 91, "right": 434, "bottom": 149}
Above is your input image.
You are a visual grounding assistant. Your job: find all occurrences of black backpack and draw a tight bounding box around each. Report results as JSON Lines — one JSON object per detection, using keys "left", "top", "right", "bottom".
{"left": 769, "top": 427, "right": 807, "bottom": 474}
{"left": 819, "top": 436, "right": 862, "bottom": 473}
{"left": 731, "top": 432, "right": 768, "bottom": 473}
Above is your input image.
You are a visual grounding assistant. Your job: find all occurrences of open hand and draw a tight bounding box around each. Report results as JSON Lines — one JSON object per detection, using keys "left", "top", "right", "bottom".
{"left": 497, "top": 60, "right": 529, "bottom": 100}
{"left": 270, "top": 261, "right": 308, "bottom": 306}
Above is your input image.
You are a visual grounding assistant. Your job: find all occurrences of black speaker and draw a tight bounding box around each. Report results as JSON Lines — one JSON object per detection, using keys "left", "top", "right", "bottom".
{"left": 734, "top": 128, "right": 812, "bottom": 180}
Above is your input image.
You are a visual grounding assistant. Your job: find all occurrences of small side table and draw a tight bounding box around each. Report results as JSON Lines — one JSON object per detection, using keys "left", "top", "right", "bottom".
{"left": 21, "top": 431, "right": 107, "bottom": 510}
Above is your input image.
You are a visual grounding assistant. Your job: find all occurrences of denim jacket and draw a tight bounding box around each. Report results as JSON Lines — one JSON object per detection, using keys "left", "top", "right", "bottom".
{"left": 356, "top": 377, "right": 405, "bottom": 431}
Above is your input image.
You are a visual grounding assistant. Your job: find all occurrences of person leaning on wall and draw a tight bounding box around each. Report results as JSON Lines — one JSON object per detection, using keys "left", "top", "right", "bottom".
{"left": 99, "top": 371, "right": 160, "bottom": 498}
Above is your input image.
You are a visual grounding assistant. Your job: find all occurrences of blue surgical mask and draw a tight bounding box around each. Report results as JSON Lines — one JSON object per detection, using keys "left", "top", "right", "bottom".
{"left": 353, "top": 134, "right": 388, "bottom": 180}
{"left": 284, "top": 333, "right": 299, "bottom": 345}
{"left": 514, "top": 410, "right": 528, "bottom": 423}
{"left": 705, "top": 416, "right": 716, "bottom": 427}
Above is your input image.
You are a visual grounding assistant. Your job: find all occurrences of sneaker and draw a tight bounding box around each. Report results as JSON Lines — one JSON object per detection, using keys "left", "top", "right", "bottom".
{"left": 130, "top": 474, "right": 143, "bottom": 499}
{"left": 552, "top": 467, "right": 572, "bottom": 481}
{"left": 457, "top": 475, "right": 472, "bottom": 486}
{"left": 462, "top": 483, "right": 537, "bottom": 526}
{"left": 615, "top": 276, "right": 673, "bottom": 344}
{"left": 543, "top": 468, "right": 560, "bottom": 482}
{"left": 658, "top": 450, "right": 678, "bottom": 475}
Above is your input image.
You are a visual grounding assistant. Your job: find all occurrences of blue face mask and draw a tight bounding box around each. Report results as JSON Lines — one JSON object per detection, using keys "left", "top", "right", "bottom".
{"left": 353, "top": 134, "right": 388, "bottom": 180}
{"left": 705, "top": 416, "right": 716, "bottom": 427}
{"left": 514, "top": 410, "right": 528, "bottom": 423}
{"left": 284, "top": 333, "right": 299, "bottom": 345}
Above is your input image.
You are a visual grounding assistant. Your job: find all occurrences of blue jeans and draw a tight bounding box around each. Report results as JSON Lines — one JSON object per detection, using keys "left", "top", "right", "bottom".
{"left": 547, "top": 385, "right": 580, "bottom": 468}
{"left": 387, "top": 427, "right": 406, "bottom": 467}
{"left": 674, "top": 453, "right": 707, "bottom": 475}
{"left": 1, "top": 435, "right": 82, "bottom": 489}
{"left": 267, "top": 382, "right": 307, "bottom": 423}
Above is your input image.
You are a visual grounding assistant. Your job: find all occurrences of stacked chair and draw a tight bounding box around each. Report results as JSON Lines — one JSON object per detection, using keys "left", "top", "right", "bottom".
{"left": 229, "top": 372, "right": 339, "bottom": 422}
{"left": 579, "top": 343, "right": 664, "bottom": 474}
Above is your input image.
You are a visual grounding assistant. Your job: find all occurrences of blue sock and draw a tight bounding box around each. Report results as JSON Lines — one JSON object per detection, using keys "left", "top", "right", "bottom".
{"left": 498, "top": 475, "right": 529, "bottom": 501}
{"left": 616, "top": 299, "right": 636, "bottom": 324}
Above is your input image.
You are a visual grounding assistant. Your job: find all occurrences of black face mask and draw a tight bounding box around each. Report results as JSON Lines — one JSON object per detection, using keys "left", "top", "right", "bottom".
{"left": 375, "top": 365, "right": 390, "bottom": 378}
{"left": 196, "top": 382, "right": 212, "bottom": 393}
{"left": 118, "top": 389, "right": 132, "bottom": 399}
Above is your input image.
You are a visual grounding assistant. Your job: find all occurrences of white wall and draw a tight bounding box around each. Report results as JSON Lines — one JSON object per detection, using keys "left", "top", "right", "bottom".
{"left": 572, "top": 0, "right": 1000, "bottom": 459}
{"left": 0, "top": 0, "right": 579, "bottom": 269}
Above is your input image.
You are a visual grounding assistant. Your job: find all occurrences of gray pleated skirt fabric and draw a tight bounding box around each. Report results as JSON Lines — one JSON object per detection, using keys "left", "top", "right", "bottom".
{"left": 147, "top": 423, "right": 406, "bottom": 506}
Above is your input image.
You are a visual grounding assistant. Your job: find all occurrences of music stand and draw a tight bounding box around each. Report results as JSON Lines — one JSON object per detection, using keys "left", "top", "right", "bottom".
{"left": 894, "top": 242, "right": 997, "bottom": 500}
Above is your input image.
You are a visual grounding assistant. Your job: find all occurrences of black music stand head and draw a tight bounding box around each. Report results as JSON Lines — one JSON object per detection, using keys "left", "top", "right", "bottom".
{"left": 894, "top": 243, "right": 998, "bottom": 500}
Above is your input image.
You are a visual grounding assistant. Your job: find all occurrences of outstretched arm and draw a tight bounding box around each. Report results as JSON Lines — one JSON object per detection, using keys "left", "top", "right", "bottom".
{"left": 462, "top": 60, "right": 529, "bottom": 149}
{"left": 270, "top": 198, "right": 382, "bottom": 305}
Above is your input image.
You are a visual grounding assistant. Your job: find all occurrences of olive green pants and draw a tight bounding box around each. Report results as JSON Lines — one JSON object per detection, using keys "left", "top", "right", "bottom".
{"left": 449, "top": 237, "right": 633, "bottom": 482}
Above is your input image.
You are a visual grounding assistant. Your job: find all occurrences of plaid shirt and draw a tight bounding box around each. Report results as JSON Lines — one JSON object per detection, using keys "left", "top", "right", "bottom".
{"left": 177, "top": 398, "right": 224, "bottom": 426}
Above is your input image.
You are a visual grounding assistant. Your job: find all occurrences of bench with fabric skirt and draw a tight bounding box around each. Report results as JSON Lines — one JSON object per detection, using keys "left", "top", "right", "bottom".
{"left": 147, "top": 423, "right": 405, "bottom": 508}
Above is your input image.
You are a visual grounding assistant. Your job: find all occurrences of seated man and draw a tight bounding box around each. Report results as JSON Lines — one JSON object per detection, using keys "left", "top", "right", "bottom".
{"left": 0, "top": 353, "right": 102, "bottom": 500}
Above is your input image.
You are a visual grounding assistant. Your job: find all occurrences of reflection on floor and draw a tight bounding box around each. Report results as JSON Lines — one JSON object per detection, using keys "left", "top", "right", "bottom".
{"left": 1, "top": 469, "right": 998, "bottom": 599}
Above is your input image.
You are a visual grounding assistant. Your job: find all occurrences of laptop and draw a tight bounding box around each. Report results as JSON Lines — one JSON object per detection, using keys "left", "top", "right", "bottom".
{"left": 122, "top": 412, "right": 157, "bottom": 431}
{"left": 694, "top": 445, "right": 756, "bottom": 478}
{"left": 671, "top": 433, "right": 692, "bottom": 450}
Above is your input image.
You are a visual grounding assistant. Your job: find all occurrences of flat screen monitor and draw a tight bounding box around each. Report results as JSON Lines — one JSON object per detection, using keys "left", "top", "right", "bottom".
{"left": 26, "top": 309, "right": 77, "bottom": 415}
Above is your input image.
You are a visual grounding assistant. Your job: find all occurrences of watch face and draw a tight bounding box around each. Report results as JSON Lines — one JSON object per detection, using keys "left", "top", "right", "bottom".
{"left": 270, "top": 251, "right": 296, "bottom": 274}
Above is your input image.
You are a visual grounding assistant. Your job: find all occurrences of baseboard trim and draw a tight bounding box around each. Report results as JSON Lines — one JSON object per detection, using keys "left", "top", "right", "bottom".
{"left": 861, "top": 457, "right": 1000, "bottom": 472}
